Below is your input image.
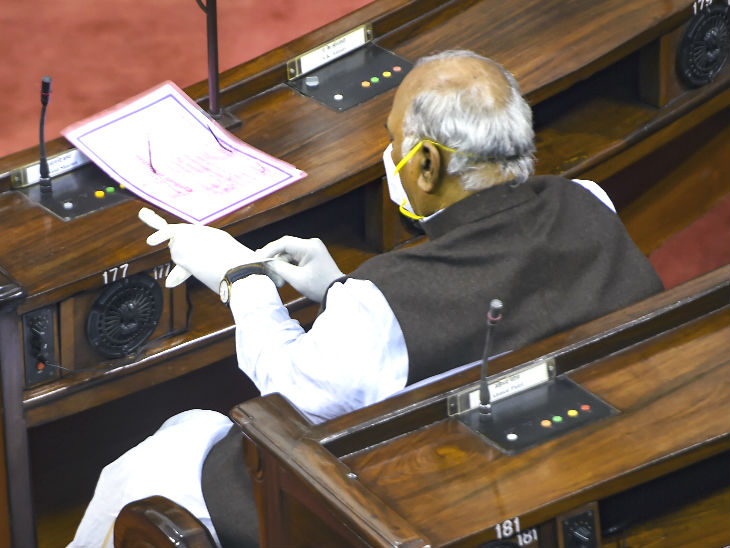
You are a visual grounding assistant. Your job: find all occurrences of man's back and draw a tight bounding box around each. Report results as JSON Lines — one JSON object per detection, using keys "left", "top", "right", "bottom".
{"left": 352, "top": 176, "right": 664, "bottom": 383}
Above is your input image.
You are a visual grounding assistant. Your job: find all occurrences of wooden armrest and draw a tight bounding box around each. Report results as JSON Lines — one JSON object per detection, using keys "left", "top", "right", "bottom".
{"left": 114, "top": 495, "right": 216, "bottom": 548}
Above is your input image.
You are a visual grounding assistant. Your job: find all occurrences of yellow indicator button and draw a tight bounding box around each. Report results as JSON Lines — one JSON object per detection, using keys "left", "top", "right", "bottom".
{"left": 361, "top": 81, "right": 371, "bottom": 88}
{"left": 540, "top": 419, "right": 552, "bottom": 428}
{"left": 567, "top": 409, "right": 579, "bottom": 417}
{"left": 94, "top": 190, "right": 105, "bottom": 198}
{"left": 383, "top": 71, "right": 392, "bottom": 78}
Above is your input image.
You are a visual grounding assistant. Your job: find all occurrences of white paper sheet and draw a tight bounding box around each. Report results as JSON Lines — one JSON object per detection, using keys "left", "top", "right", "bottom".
{"left": 62, "top": 81, "right": 307, "bottom": 224}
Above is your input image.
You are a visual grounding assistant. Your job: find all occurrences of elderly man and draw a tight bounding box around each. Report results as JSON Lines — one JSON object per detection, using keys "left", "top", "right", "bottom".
{"left": 68, "top": 50, "right": 662, "bottom": 547}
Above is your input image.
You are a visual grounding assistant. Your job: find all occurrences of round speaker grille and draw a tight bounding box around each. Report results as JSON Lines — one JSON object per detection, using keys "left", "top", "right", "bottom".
{"left": 677, "top": 4, "right": 729, "bottom": 88}
{"left": 86, "top": 274, "right": 163, "bottom": 359}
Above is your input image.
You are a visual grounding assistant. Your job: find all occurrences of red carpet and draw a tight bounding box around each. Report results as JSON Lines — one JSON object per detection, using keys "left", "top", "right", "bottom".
{"left": 650, "top": 195, "right": 730, "bottom": 289}
{"left": 0, "top": 0, "right": 373, "bottom": 158}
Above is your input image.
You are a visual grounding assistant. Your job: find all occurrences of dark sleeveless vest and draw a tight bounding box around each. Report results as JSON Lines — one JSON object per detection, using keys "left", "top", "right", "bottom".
{"left": 349, "top": 175, "right": 663, "bottom": 384}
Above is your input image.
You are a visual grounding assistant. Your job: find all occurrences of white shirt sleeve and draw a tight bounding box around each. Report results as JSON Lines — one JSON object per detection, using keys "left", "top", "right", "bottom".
{"left": 571, "top": 178, "right": 616, "bottom": 213}
{"left": 229, "top": 275, "right": 408, "bottom": 424}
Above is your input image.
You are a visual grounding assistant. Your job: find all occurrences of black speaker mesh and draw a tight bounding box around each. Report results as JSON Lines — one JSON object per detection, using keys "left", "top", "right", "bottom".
{"left": 86, "top": 274, "right": 163, "bottom": 359}
{"left": 677, "top": 4, "right": 729, "bottom": 88}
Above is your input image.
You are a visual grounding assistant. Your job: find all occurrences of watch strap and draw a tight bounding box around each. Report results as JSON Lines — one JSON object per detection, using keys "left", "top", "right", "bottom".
{"left": 221, "top": 262, "right": 268, "bottom": 306}
{"left": 224, "top": 262, "right": 267, "bottom": 284}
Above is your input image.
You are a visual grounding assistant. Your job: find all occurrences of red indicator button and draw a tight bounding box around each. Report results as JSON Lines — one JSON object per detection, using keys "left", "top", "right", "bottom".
{"left": 393, "top": 65, "right": 402, "bottom": 72}
{"left": 540, "top": 419, "right": 552, "bottom": 428}
{"left": 580, "top": 404, "right": 591, "bottom": 412}
{"left": 36, "top": 362, "right": 45, "bottom": 371}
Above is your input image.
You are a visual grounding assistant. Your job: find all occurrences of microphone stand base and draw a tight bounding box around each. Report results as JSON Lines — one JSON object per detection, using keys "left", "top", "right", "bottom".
{"left": 208, "top": 108, "right": 242, "bottom": 131}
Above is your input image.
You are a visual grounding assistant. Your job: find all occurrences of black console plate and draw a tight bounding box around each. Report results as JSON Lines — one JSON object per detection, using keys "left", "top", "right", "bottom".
{"left": 19, "top": 162, "right": 131, "bottom": 221}
{"left": 458, "top": 376, "right": 618, "bottom": 454}
{"left": 287, "top": 43, "right": 412, "bottom": 111}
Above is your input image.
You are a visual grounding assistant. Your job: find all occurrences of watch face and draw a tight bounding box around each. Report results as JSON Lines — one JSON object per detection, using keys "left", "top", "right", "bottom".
{"left": 219, "top": 279, "right": 229, "bottom": 304}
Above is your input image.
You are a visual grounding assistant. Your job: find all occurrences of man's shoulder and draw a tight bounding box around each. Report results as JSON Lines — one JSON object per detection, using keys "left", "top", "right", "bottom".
{"left": 527, "top": 175, "right": 617, "bottom": 213}
{"left": 528, "top": 174, "right": 585, "bottom": 195}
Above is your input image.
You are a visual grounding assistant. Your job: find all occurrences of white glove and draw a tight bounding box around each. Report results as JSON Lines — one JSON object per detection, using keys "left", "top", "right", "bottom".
{"left": 258, "top": 236, "right": 344, "bottom": 303}
{"left": 139, "top": 208, "right": 259, "bottom": 292}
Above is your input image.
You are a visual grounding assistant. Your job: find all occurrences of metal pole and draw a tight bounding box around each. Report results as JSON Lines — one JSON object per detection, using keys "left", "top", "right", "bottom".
{"left": 206, "top": 0, "right": 221, "bottom": 116}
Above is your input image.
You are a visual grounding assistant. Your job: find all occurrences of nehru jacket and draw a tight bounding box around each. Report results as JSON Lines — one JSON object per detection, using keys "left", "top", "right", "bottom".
{"left": 350, "top": 175, "right": 664, "bottom": 384}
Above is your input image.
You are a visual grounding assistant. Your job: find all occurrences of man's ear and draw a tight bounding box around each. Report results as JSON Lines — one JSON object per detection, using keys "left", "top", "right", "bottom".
{"left": 417, "top": 141, "right": 442, "bottom": 194}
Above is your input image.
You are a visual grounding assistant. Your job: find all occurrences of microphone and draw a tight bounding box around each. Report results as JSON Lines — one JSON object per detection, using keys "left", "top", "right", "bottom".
{"left": 39, "top": 76, "right": 52, "bottom": 194}
{"left": 479, "top": 299, "right": 503, "bottom": 416}
{"left": 41, "top": 76, "right": 51, "bottom": 105}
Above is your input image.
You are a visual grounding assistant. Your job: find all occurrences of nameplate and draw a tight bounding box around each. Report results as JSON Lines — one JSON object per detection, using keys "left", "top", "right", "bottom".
{"left": 287, "top": 24, "right": 372, "bottom": 79}
{"left": 447, "top": 358, "right": 554, "bottom": 415}
{"left": 10, "top": 148, "right": 90, "bottom": 188}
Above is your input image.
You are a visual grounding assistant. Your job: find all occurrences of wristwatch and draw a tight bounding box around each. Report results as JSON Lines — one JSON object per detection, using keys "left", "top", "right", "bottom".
{"left": 219, "top": 263, "right": 267, "bottom": 306}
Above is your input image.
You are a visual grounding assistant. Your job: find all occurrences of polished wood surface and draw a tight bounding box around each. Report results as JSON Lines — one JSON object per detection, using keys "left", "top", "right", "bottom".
{"left": 233, "top": 266, "right": 730, "bottom": 547}
{"left": 114, "top": 496, "right": 216, "bottom": 548}
{"left": 341, "top": 310, "right": 727, "bottom": 546}
{"left": 0, "top": 0, "right": 728, "bottom": 545}
{"left": 603, "top": 487, "right": 730, "bottom": 548}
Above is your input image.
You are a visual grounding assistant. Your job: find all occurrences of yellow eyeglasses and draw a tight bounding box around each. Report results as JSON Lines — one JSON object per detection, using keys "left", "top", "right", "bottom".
{"left": 394, "top": 139, "right": 457, "bottom": 174}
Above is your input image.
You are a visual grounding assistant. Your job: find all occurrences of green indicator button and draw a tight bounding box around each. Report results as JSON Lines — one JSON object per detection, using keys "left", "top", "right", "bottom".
{"left": 552, "top": 415, "right": 563, "bottom": 423}
{"left": 370, "top": 76, "right": 380, "bottom": 84}
{"left": 105, "top": 186, "right": 115, "bottom": 193}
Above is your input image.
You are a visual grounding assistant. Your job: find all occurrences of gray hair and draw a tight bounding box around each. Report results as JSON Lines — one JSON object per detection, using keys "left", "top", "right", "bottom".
{"left": 402, "top": 50, "right": 535, "bottom": 189}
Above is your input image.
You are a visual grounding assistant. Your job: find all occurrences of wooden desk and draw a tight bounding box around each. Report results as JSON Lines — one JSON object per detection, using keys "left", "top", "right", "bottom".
{"left": 233, "top": 266, "right": 730, "bottom": 548}
{"left": 0, "top": 0, "right": 727, "bottom": 545}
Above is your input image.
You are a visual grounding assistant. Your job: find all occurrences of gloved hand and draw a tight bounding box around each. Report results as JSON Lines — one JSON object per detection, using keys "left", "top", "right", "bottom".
{"left": 139, "top": 207, "right": 259, "bottom": 292}
{"left": 258, "top": 236, "right": 344, "bottom": 303}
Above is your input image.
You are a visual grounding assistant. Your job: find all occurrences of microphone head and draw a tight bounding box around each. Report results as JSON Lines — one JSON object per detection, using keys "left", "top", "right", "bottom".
{"left": 41, "top": 76, "right": 52, "bottom": 105}
{"left": 487, "top": 299, "right": 503, "bottom": 324}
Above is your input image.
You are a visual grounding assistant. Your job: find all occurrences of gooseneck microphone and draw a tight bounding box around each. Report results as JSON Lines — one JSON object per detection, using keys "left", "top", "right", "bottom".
{"left": 479, "top": 299, "right": 503, "bottom": 416}
{"left": 39, "top": 76, "right": 52, "bottom": 194}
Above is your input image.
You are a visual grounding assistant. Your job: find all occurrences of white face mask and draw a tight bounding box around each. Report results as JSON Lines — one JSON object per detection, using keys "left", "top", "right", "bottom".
{"left": 383, "top": 143, "right": 421, "bottom": 219}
